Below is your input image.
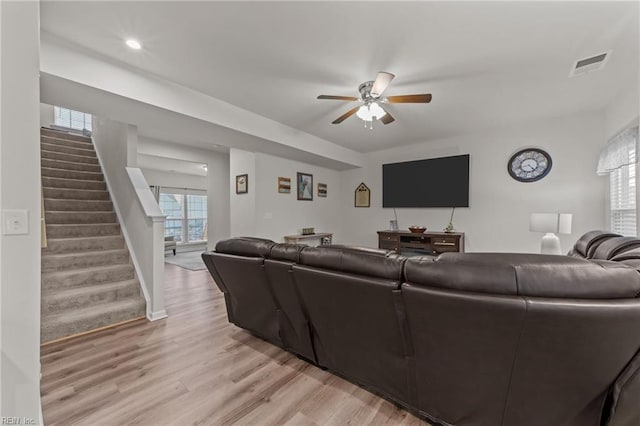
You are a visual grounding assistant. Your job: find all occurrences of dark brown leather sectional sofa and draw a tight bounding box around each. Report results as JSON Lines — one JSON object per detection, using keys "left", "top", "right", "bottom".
{"left": 202, "top": 232, "right": 640, "bottom": 426}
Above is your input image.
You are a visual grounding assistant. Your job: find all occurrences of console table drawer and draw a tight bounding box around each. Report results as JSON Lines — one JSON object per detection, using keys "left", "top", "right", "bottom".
{"left": 379, "top": 241, "right": 398, "bottom": 251}
{"left": 379, "top": 234, "right": 399, "bottom": 242}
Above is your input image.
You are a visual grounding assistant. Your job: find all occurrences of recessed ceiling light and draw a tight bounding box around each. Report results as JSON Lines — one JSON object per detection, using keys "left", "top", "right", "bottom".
{"left": 202, "top": 165, "right": 208, "bottom": 171}
{"left": 125, "top": 39, "right": 142, "bottom": 50}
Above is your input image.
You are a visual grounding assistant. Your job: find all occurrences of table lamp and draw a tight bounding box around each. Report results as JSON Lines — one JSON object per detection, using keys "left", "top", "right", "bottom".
{"left": 529, "top": 213, "right": 572, "bottom": 255}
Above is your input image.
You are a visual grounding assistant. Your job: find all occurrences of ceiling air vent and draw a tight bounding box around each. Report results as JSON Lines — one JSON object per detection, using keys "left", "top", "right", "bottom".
{"left": 569, "top": 51, "right": 611, "bottom": 77}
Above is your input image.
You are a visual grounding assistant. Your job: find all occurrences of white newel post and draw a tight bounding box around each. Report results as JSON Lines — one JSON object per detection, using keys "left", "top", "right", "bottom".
{"left": 149, "top": 217, "right": 168, "bottom": 320}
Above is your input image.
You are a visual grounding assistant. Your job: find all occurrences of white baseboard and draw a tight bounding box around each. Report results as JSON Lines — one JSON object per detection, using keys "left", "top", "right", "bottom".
{"left": 148, "top": 310, "right": 168, "bottom": 321}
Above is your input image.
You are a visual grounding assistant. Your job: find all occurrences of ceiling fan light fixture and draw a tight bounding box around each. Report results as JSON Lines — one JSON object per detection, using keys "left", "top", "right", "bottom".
{"left": 356, "top": 102, "right": 386, "bottom": 122}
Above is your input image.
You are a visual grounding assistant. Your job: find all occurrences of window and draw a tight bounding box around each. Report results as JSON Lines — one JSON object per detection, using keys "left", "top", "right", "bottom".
{"left": 610, "top": 146, "right": 636, "bottom": 236}
{"left": 54, "top": 106, "right": 92, "bottom": 131}
{"left": 159, "top": 190, "right": 207, "bottom": 243}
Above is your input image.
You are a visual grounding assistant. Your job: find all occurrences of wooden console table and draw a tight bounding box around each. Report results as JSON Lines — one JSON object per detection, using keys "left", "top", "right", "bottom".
{"left": 377, "top": 230, "right": 464, "bottom": 256}
{"left": 284, "top": 232, "right": 333, "bottom": 246}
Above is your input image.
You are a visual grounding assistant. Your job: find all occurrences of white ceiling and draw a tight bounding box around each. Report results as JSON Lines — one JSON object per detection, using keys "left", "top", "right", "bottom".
{"left": 137, "top": 154, "right": 207, "bottom": 176}
{"left": 41, "top": 1, "right": 639, "bottom": 153}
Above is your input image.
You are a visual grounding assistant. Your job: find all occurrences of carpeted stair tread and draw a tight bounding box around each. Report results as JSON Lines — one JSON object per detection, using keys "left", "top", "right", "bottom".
{"left": 42, "top": 263, "right": 136, "bottom": 290}
{"left": 44, "top": 198, "right": 113, "bottom": 212}
{"left": 41, "top": 149, "right": 99, "bottom": 165}
{"left": 41, "top": 135, "right": 94, "bottom": 150}
{"left": 42, "top": 248, "right": 130, "bottom": 272}
{"left": 46, "top": 223, "right": 120, "bottom": 238}
{"left": 41, "top": 158, "right": 102, "bottom": 173}
{"left": 41, "top": 167, "right": 104, "bottom": 181}
{"left": 43, "top": 187, "right": 110, "bottom": 201}
{"left": 40, "top": 127, "right": 147, "bottom": 343}
{"left": 42, "top": 176, "right": 106, "bottom": 191}
{"left": 42, "top": 280, "right": 140, "bottom": 315}
{"left": 41, "top": 128, "right": 92, "bottom": 143}
{"left": 41, "top": 297, "right": 146, "bottom": 343}
{"left": 44, "top": 235, "right": 125, "bottom": 254}
{"left": 45, "top": 211, "right": 117, "bottom": 224}
{"left": 41, "top": 142, "right": 96, "bottom": 158}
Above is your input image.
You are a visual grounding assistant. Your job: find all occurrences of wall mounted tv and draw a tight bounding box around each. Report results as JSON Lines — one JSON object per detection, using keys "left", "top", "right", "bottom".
{"left": 382, "top": 154, "right": 470, "bottom": 208}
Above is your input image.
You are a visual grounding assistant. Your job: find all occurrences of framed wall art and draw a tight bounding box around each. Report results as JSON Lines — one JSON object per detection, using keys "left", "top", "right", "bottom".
{"left": 354, "top": 182, "right": 370, "bottom": 207}
{"left": 278, "top": 177, "right": 291, "bottom": 193}
{"left": 236, "top": 174, "right": 248, "bottom": 194}
{"left": 297, "top": 172, "right": 313, "bottom": 201}
{"left": 317, "top": 183, "right": 327, "bottom": 197}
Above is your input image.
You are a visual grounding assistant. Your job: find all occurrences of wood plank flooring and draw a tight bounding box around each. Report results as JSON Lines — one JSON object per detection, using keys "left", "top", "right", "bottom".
{"left": 41, "top": 264, "right": 429, "bottom": 425}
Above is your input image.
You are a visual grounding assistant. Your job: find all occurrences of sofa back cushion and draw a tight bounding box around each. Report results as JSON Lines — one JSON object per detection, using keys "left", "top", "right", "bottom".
{"left": 571, "top": 230, "right": 620, "bottom": 258}
{"left": 405, "top": 253, "right": 640, "bottom": 299}
{"left": 215, "top": 237, "right": 275, "bottom": 258}
{"left": 591, "top": 236, "right": 640, "bottom": 260}
{"left": 269, "top": 242, "right": 306, "bottom": 263}
{"left": 299, "top": 246, "right": 406, "bottom": 281}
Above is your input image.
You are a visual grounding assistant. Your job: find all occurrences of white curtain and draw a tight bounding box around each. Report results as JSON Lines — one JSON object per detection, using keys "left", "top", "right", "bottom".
{"left": 597, "top": 126, "right": 639, "bottom": 175}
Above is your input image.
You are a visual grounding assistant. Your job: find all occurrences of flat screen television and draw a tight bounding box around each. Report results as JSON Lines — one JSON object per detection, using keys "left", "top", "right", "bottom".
{"left": 382, "top": 154, "right": 470, "bottom": 207}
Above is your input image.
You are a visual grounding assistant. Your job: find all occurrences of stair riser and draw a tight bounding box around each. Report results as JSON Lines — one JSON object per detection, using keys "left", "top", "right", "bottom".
{"left": 41, "top": 142, "right": 96, "bottom": 158}
{"left": 41, "top": 299, "right": 146, "bottom": 343}
{"left": 41, "top": 167, "right": 104, "bottom": 181}
{"left": 42, "top": 250, "right": 130, "bottom": 272}
{"left": 42, "top": 266, "right": 135, "bottom": 291}
{"left": 42, "top": 284, "right": 140, "bottom": 315}
{"left": 43, "top": 188, "right": 110, "bottom": 201}
{"left": 41, "top": 129, "right": 91, "bottom": 143}
{"left": 46, "top": 224, "right": 120, "bottom": 238}
{"left": 42, "top": 159, "right": 101, "bottom": 173}
{"left": 42, "top": 150, "right": 99, "bottom": 165}
{"left": 44, "top": 199, "right": 113, "bottom": 212}
{"left": 44, "top": 236, "right": 125, "bottom": 254}
{"left": 42, "top": 177, "right": 106, "bottom": 191}
{"left": 45, "top": 212, "right": 117, "bottom": 224}
{"left": 41, "top": 136, "right": 94, "bottom": 150}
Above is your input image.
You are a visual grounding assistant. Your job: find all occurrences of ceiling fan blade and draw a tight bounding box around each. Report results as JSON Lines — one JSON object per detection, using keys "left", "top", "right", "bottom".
{"left": 370, "top": 72, "right": 395, "bottom": 98}
{"left": 317, "top": 95, "right": 359, "bottom": 101}
{"left": 332, "top": 106, "right": 360, "bottom": 124}
{"left": 387, "top": 94, "right": 432, "bottom": 103}
{"left": 380, "top": 110, "right": 395, "bottom": 125}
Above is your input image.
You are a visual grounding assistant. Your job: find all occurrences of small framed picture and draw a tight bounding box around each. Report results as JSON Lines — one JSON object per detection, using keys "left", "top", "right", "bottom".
{"left": 236, "top": 174, "right": 248, "bottom": 194}
{"left": 318, "top": 183, "right": 327, "bottom": 197}
{"left": 354, "top": 182, "right": 370, "bottom": 207}
{"left": 297, "top": 172, "right": 313, "bottom": 201}
{"left": 278, "top": 177, "right": 291, "bottom": 194}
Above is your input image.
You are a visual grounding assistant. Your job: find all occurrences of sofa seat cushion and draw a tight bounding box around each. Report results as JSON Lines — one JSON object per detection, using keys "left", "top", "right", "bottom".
{"left": 405, "top": 253, "right": 640, "bottom": 299}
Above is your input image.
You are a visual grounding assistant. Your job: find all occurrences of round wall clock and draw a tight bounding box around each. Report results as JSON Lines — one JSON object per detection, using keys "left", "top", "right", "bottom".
{"left": 507, "top": 148, "right": 552, "bottom": 182}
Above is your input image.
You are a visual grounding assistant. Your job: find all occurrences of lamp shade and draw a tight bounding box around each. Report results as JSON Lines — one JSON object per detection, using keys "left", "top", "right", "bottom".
{"left": 529, "top": 213, "right": 573, "bottom": 234}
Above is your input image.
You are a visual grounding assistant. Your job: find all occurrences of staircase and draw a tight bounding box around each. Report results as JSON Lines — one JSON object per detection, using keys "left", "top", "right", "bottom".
{"left": 40, "top": 127, "right": 146, "bottom": 343}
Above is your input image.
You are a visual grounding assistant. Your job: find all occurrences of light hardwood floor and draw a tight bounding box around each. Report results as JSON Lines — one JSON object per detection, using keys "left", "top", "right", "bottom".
{"left": 41, "top": 264, "right": 429, "bottom": 425}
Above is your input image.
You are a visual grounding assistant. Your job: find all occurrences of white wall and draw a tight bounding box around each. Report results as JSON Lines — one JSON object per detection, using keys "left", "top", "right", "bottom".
{"left": 604, "top": 87, "right": 639, "bottom": 139}
{"left": 138, "top": 137, "right": 230, "bottom": 249}
{"left": 39, "top": 103, "right": 54, "bottom": 128}
{"left": 229, "top": 149, "right": 343, "bottom": 242}
{"left": 0, "top": 1, "right": 42, "bottom": 421}
{"left": 340, "top": 111, "right": 607, "bottom": 254}
{"left": 141, "top": 168, "right": 207, "bottom": 191}
{"left": 92, "top": 118, "right": 166, "bottom": 320}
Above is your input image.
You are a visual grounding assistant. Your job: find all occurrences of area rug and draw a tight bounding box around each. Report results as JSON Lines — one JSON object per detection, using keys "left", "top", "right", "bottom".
{"left": 164, "top": 250, "right": 207, "bottom": 271}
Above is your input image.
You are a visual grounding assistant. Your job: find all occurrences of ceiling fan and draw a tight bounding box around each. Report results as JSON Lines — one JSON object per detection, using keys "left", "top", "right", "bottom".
{"left": 317, "top": 72, "right": 432, "bottom": 128}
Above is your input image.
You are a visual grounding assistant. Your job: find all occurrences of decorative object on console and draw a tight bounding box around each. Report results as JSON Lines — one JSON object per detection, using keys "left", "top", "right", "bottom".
{"left": 302, "top": 227, "right": 315, "bottom": 235}
{"left": 444, "top": 207, "right": 456, "bottom": 233}
{"left": 508, "top": 148, "right": 552, "bottom": 182}
{"left": 297, "top": 172, "right": 313, "bottom": 201}
{"left": 317, "top": 183, "right": 327, "bottom": 197}
{"left": 530, "top": 213, "right": 572, "bottom": 254}
{"left": 408, "top": 226, "right": 427, "bottom": 233}
{"left": 277, "top": 177, "right": 291, "bottom": 193}
{"left": 236, "top": 174, "right": 248, "bottom": 194}
{"left": 389, "top": 208, "right": 399, "bottom": 231}
{"left": 354, "top": 182, "right": 370, "bottom": 207}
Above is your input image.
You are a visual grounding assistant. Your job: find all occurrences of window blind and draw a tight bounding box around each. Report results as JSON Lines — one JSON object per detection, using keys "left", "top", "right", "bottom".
{"left": 54, "top": 106, "right": 92, "bottom": 131}
{"left": 610, "top": 146, "right": 636, "bottom": 236}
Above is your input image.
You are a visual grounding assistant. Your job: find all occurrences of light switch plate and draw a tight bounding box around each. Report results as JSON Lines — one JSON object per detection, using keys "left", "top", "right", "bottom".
{"left": 2, "top": 210, "right": 29, "bottom": 235}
